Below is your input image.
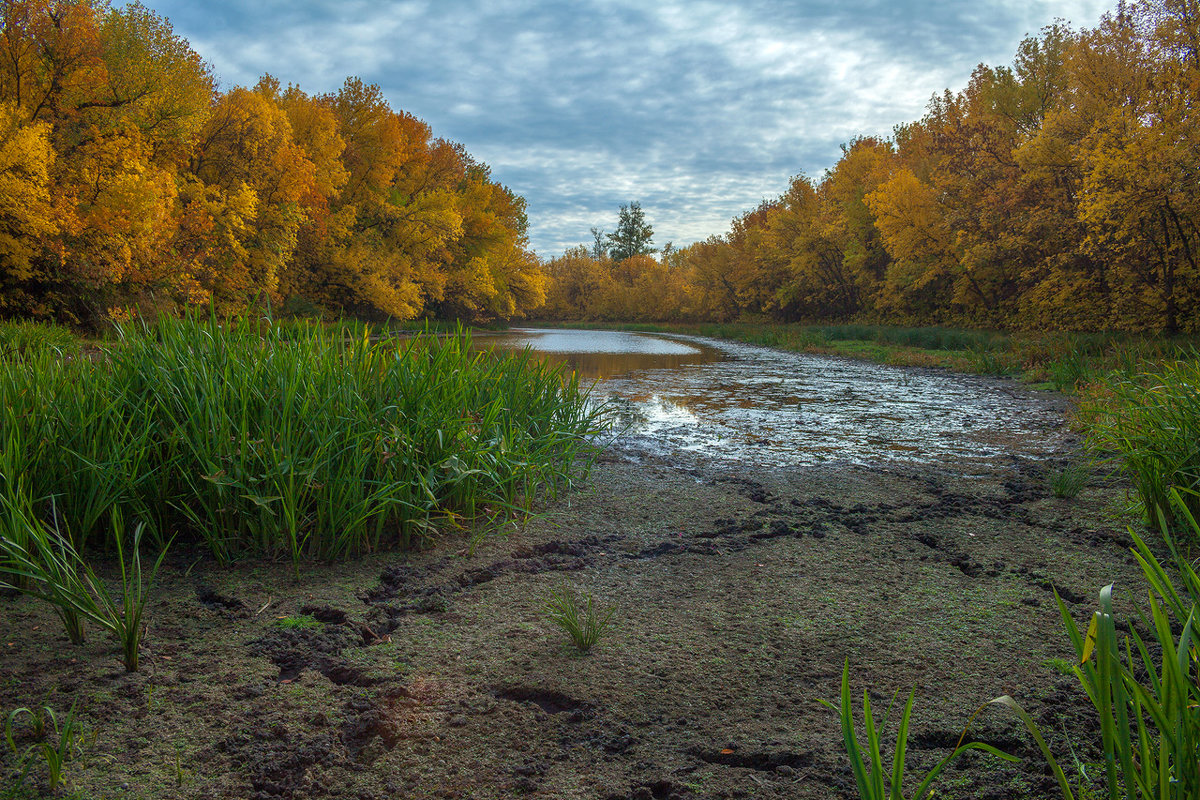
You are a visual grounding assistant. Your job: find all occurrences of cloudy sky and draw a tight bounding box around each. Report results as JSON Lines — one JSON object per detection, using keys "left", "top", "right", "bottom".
{"left": 145, "top": 0, "right": 1115, "bottom": 257}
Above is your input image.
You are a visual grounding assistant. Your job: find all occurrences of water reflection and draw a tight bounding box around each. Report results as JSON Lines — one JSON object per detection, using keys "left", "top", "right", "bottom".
{"left": 479, "top": 328, "right": 1066, "bottom": 469}
{"left": 474, "top": 328, "right": 724, "bottom": 380}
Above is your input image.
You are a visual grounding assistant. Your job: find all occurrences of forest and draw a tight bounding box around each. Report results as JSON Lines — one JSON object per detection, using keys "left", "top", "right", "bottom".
{"left": 541, "top": 0, "right": 1200, "bottom": 334}
{"left": 0, "top": 0, "right": 546, "bottom": 326}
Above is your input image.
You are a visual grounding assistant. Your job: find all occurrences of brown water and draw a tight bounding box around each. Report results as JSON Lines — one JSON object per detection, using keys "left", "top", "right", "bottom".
{"left": 475, "top": 328, "right": 1070, "bottom": 470}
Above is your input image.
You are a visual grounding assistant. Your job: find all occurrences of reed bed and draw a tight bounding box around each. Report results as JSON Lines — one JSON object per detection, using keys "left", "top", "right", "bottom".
{"left": 0, "top": 320, "right": 81, "bottom": 359}
{"left": 1082, "top": 356, "right": 1200, "bottom": 535}
{"left": 0, "top": 314, "right": 607, "bottom": 564}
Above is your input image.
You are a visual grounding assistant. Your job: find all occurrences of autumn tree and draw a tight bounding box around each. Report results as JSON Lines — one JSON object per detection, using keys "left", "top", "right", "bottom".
{"left": 0, "top": 103, "right": 56, "bottom": 310}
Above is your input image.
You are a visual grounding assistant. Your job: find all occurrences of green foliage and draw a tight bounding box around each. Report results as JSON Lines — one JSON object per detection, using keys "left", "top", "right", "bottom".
{"left": 0, "top": 493, "right": 168, "bottom": 671}
{"left": 821, "top": 660, "right": 1017, "bottom": 800}
{"left": 606, "top": 201, "right": 655, "bottom": 262}
{"left": 4, "top": 703, "right": 87, "bottom": 793}
{"left": 1083, "top": 356, "right": 1200, "bottom": 533}
{"left": 86, "top": 517, "right": 170, "bottom": 672}
{"left": 997, "top": 491, "right": 1200, "bottom": 800}
{"left": 1049, "top": 462, "right": 1091, "bottom": 499}
{"left": 544, "top": 583, "right": 614, "bottom": 653}
{"left": 0, "top": 489, "right": 101, "bottom": 646}
{"left": 967, "top": 346, "right": 1018, "bottom": 375}
{"left": 0, "top": 312, "right": 607, "bottom": 565}
{"left": 0, "top": 322, "right": 80, "bottom": 359}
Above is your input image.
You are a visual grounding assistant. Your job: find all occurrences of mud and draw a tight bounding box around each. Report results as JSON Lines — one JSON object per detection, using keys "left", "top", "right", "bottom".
{"left": 0, "top": 435, "right": 1147, "bottom": 799}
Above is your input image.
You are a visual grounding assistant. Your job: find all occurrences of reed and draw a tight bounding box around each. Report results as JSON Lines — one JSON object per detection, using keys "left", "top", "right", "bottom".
{"left": 0, "top": 313, "right": 606, "bottom": 563}
{"left": 0, "top": 320, "right": 80, "bottom": 359}
{"left": 822, "top": 660, "right": 1016, "bottom": 800}
{"left": 991, "top": 491, "right": 1200, "bottom": 800}
{"left": 1082, "top": 356, "right": 1200, "bottom": 533}
{"left": 85, "top": 516, "right": 170, "bottom": 672}
{"left": 0, "top": 490, "right": 100, "bottom": 645}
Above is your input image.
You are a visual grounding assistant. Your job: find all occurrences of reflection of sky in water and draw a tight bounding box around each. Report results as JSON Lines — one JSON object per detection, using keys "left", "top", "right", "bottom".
{"left": 473, "top": 329, "right": 724, "bottom": 380}
{"left": 479, "top": 328, "right": 1067, "bottom": 469}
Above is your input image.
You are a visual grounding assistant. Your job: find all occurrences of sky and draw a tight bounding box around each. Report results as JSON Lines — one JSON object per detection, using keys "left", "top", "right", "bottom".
{"left": 144, "top": 0, "right": 1116, "bottom": 258}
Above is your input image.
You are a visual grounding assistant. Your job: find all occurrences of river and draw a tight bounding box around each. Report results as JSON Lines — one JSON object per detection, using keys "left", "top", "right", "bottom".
{"left": 474, "top": 327, "right": 1071, "bottom": 471}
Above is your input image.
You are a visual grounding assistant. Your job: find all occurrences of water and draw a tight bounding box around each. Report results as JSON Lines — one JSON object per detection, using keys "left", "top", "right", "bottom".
{"left": 475, "top": 328, "right": 1068, "bottom": 469}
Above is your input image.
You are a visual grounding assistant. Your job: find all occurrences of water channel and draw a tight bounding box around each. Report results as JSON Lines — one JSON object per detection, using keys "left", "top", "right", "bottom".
{"left": 474, "top": 328, "right": 1070, "bottom": 471}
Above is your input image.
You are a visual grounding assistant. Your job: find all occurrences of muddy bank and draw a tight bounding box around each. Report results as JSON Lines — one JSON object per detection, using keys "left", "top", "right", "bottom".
{"left": 0, "top": 445, "right": 1145, "bottom": 799}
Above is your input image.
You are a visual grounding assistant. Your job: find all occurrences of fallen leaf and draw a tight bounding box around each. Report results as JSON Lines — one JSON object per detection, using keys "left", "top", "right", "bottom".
{"left": 720, "top": 748, "right": 734, "bottom": 755}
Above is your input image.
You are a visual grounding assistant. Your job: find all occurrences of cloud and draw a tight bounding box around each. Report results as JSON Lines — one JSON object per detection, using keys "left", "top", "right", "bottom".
{"left": 148, "top": 0, "right": 1116, "bottom": 255}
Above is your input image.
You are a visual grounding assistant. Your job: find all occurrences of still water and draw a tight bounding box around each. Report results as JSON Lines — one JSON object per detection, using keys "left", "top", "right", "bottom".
{"left": 474, "top": 328, "right": 1068, "bottom": 469}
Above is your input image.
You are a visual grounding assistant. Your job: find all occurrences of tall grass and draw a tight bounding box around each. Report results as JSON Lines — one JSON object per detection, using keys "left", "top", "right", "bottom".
{"left": 1000, "top": 492, "right": 1200, "bottom": 800}
{"left": 0, "top": 489, "right": 168, "bottom": 670}
{"left": 0, "top": 313, "right": 607, "bottom": 564}
{"left": 0, "top": 321, "right": 80, "bottom": 359}
{"left": 1081, "top": 356, "right": 1200, "bottom": 533}
{"left": 822, "top": 660, "right": 1017, "bottom": 800}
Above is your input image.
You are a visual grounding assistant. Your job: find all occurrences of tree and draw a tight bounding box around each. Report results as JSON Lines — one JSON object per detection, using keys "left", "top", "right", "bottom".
{"left": 589, "top": 226, "right": 607, "bottom": 260}
{"left": 605, "top": 201, "right": 654, "bottom": 262}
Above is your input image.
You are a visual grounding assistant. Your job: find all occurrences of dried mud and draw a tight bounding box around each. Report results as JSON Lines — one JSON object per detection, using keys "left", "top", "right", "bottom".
{"left": 0, "top": 426, "right": 1149, "bottom": 799}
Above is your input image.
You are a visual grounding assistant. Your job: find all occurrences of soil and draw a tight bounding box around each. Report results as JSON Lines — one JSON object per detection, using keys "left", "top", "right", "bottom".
{"left": 0, "top": 390, "right": 1151, "bottom": 799}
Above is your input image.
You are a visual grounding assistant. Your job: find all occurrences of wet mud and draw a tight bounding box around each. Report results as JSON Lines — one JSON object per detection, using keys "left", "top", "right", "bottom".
{"left": 0, "top": 440, "right": 1146, "bottom": 799}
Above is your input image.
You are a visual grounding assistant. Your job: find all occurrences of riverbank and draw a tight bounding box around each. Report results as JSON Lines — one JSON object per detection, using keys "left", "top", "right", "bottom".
{"left": 0, "top": 442, "right": 1144, "bottom": 799}
{"left": 525, "top": 319, "right": 1199, "bottom": 394}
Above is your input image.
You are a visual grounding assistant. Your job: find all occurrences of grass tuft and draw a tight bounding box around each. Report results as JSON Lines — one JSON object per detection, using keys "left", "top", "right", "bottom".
{"left": 545, "top": 583, "right": 614, "bottom": 653}
{"left": 4, "top": 702, "right": 88, "bottom": 792}
{"left": 1081, "top": 355, "right": 1200, "bottom": 534}
{"left": 821, "top": 660, "right": 1018, "bottom": 800}
{"left": 1049, "top": 462, "right": 1090, "bottom": 499}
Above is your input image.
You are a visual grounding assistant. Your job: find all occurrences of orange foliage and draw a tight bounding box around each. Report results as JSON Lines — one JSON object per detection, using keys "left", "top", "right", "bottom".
{"left": 0, "top": 2, "right": 543, "bottom": 324}
{"left": 542, "top": 1, "right": 1200, "bottom": 333}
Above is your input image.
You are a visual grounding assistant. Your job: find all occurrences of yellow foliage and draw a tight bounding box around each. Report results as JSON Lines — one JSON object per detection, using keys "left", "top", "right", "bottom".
{"left": 0, "top": 103, "right": 56, "bottom": 290}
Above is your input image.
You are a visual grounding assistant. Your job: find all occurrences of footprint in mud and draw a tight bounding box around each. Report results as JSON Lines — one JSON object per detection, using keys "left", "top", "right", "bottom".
{"left": 248, "top": 613, "right": 383, "bottom": 686}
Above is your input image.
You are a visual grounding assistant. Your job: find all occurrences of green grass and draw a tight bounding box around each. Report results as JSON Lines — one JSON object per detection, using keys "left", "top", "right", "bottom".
{"left": 544, "top": 583, "right": 614, "bottom": 653}
{"left": 1049, "top": 462, "right": 1091, "bottom": 499}
{"left": 0, "top": 321, "right": 81, "bottom": 360}
{"left": 5, "top": 702, "right": 88, "bottom": 793}
{"left": 822, "top": 660, "right": 1017, "bottom": 800}
{"left": 275, "top": 614, "right": 322, "bottom": 630}
{"left": 1003, "top": 495, "right": 1200, "bottom": 800}
{"left": 1081, "top": 356, "right": 1200, "bottom": 534}
{"left": 0, "top": 313, "right": 608, "bottom": 565}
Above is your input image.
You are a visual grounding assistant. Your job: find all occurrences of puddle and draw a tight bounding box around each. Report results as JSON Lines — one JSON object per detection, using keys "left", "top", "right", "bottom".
{"left": 476, "top": 328, "right": 1069, "bottom": 470}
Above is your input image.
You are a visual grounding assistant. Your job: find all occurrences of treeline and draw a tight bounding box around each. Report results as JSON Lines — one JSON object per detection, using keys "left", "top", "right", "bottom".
{"left": 542, "top": 0, "right": 1200, "bottom": 333}
{"left": 0, "top": 1, "right": 543, "bottom": 325}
